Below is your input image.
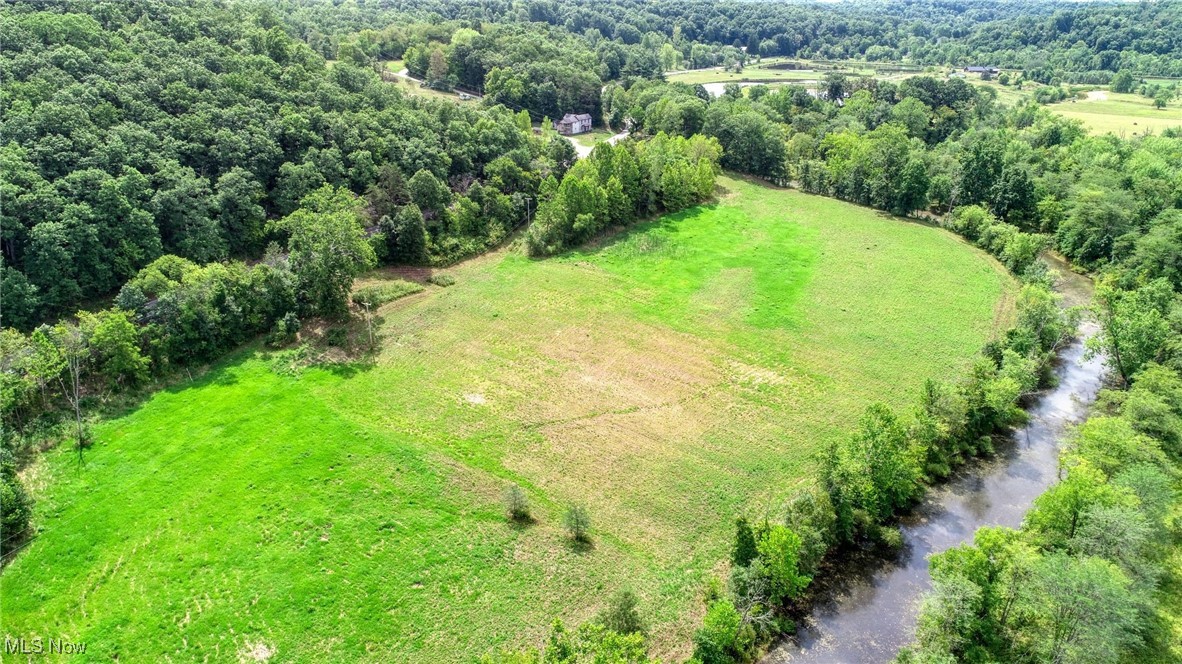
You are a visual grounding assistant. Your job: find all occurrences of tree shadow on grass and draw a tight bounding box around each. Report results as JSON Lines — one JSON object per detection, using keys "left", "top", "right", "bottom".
{"left": 507, "top": 515, "right": 537, "bottom": 532}
{"left": 526, "top": 201, "right": 724, "bottom": 263}
{"left": 90, "top": 338, "right": 381, "bottom": 427}
{"left": 86, "top": 346, "right": 258, "bottom": 423}
{"left": 567, "top": 537, "right": 596, "bottom": 555}
{"left": 872, "top": 208, "right": 942, "bottom": 229}
{"left": 317, "top": 361, "right": 369, "bottom": 379}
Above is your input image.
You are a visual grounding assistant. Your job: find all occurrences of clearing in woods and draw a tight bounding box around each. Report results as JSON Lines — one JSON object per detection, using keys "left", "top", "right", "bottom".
{"left": 1, "top": 176, "right": 1014, "bottom": 662}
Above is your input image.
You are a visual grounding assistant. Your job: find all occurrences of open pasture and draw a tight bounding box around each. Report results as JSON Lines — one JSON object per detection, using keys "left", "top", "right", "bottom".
{"left": 1049, "top": 90, "right": 1182, "bottom": 136}
{"left": 1, "top": 177, "right": 1014, "bottom": 662}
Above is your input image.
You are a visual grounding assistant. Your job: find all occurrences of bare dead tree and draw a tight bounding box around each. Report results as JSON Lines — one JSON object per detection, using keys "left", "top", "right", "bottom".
{"left": 54, "top": 323, "right": 89, "bottom": 467}
{"left": 730, "top": 561, "right": 777, "bottom": 632}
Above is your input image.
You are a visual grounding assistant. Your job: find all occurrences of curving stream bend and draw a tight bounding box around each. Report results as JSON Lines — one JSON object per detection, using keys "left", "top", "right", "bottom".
{"left": 767, "top": 269, "right": 1103, "bottom": 663}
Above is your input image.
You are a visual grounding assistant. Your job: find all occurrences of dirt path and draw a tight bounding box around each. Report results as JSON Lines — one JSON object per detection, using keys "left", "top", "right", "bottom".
{"left": 566, "top": 130, "right": 630, "bottom": 159}
{"left": 386, "top": 66, "right": 484, "bottom": 100}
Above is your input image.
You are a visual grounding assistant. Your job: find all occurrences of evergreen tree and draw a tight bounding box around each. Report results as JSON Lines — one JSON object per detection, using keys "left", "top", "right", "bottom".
{"left": 732, "top": 517, "right": 758, "bottom": 567}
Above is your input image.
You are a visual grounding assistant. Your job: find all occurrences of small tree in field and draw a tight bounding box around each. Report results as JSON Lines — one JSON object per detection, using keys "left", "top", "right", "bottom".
{"left": 599, "top": 589, "right": 646, "bottom": 635}
{"left": 564, "top": 505, "right": 592, "bottom": 543}
{"left": 503, "top": 485, "right": 530, "bottom": 521}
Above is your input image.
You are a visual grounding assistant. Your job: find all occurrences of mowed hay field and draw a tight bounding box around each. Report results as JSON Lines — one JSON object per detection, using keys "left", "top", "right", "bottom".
{"left": 1049, "top": 90, "right": 1182, "bottom": 136}
{"left": 1, "top": 176, "right": 1015, "bottom": 662}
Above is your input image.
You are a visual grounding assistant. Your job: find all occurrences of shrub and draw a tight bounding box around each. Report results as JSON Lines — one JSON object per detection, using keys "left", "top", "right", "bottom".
{"left": 79, "top": 309, "right": 150, "bottom": 388}
{"left": 701, "top": 576, "right": 725, "bottom": 606}
{"left": 269, "top": 344, "right": 311, "bottom": 377}
{"left": 874, "top": 524, "right": 905, "bottom": 553}
{"left": 783, "top": 484, "right": 837, "bottom": 577}
{"left": 823, "top": 403, "right": 924, "bottom": 541}
{"left": 483, "top": 619, "right": 648, "bottom": 663}
{"left": 754, "top": 524, "right": 811, "bottom": 603}
{"left": 325, "top": 326, "right": 349, "bottom": 348}
{"left": 267, "top": 311, "right": 301, "bottom": 347}
{"left": 564, "top": 505, "right": 592, "bottom": 542}
{"left": 428, "top": 273, "right": 456, "bottom": 287}
{"left": 503, "top": 485, "right": 530, "bottom": 521}
{"left": 0, "top": 449, "right": 33, "bottom": 556}
{"left": 692, "top": 599, "right": 754, "bottom": 664}
{"left": 351, "top": 280, "right": 424, "bottom": 308}
{"left": 598, "top": 589, "right": 646, "bottom": 635}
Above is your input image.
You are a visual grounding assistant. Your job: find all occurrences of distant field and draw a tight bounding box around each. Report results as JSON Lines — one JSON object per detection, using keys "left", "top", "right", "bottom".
{"left": 966, "top": 77, "right": 1033, "bottom": 106}
{"left": 1049, "top": 90, "right": 1182, "bottom": 136}
{"left": 665, "top": 57, "right": 917, "bottom": 87}
{"left": 381, "top": 60, "right": 476, "bottom": 103}
{"left": 667, "top": 60, "right": 1029, "bottom": 107}
{"left": 667, "top": 66, "right": 836, "bottom": 86}
{"left": 1, "top": 177, "right": 1014, "bottom": 662}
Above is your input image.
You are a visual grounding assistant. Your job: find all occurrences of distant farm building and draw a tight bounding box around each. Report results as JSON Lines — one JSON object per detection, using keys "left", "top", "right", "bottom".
{"left": 555, "top": 113, "right": 593, "bottom": 135}
{"left": 964, "top": 66, "right": 1000, "bottom": 74}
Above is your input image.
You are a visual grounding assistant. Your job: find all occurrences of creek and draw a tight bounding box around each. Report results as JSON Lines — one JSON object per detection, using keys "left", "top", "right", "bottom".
{"left": 767, "top": 266, "right": 1102, "bottom": 662}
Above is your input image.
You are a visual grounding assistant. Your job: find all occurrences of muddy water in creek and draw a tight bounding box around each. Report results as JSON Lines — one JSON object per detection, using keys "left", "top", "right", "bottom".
{"left": 767, "top": 266, "right": 1103, "bottom": 663}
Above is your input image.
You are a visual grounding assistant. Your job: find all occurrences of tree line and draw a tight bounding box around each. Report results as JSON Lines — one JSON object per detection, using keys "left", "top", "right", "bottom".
{"left": 327, "top": 0, "right": 1182, "bottom": 127}
{"left": 526, "top": 134, "right": 721, "bottom": 256}
{"left": 609, "top": 72, "right": 1181, "bottom": 297}
{"left": 371, "top": 0, "right": 1182, "bottom": 78}
{"left": 8, "top": 0, "right": 1180, "bottom": 331}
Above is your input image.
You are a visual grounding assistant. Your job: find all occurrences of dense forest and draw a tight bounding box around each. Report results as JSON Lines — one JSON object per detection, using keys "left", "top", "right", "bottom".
{"left": 5, "top": 0, "right": 1182, "bottom": 327}
{"left": 2, "top": 0, "right": 1182, "bottom": 662}
{"left": 380, "top": 0, "right": 1182, "bottom": 77}
{"left": 0, "top": 1, "right": 566, "bottom": 327}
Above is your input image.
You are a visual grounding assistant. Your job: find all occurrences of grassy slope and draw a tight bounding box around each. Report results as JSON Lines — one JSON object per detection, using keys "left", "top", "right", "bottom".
{"left": 2, "top": 177, "right": 1014, "bottom": 662}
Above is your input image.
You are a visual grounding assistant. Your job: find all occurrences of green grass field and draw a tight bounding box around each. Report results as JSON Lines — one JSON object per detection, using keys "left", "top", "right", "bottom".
{"left": 381, "top": 60, "right": 476, "bottom": 104}
{"left": 965, "top": 77, "right": 1033, "bottom": 107}
{"left": 667, "top": 66, "right": 834, "bottom": 86}
{"left": 1049, "top": 90, "right": 1182, "bottom": 136}
{"left": 569, "top": 129, "right": 615, "bottom": 149}
{"left": 2, "top": 177, "right": 1014, "bottom": 662}
{"left": 664, "top": 55, "right": 937, "bottom": 87}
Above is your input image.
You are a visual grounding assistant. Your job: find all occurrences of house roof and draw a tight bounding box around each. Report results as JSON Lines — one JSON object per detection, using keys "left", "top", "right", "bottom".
{"left": 560, "top": 113, "right": 593, "bottom": 123}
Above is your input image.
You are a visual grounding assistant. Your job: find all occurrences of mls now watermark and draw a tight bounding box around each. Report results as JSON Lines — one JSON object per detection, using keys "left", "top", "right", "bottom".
{"left": 4, "top": 637, "right": 87, "bottom": 655}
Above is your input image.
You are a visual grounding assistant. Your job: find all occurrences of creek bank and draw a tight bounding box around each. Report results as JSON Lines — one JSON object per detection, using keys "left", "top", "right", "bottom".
{"left": 767, "top": 266, "right": 1101, "bottom": 663}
